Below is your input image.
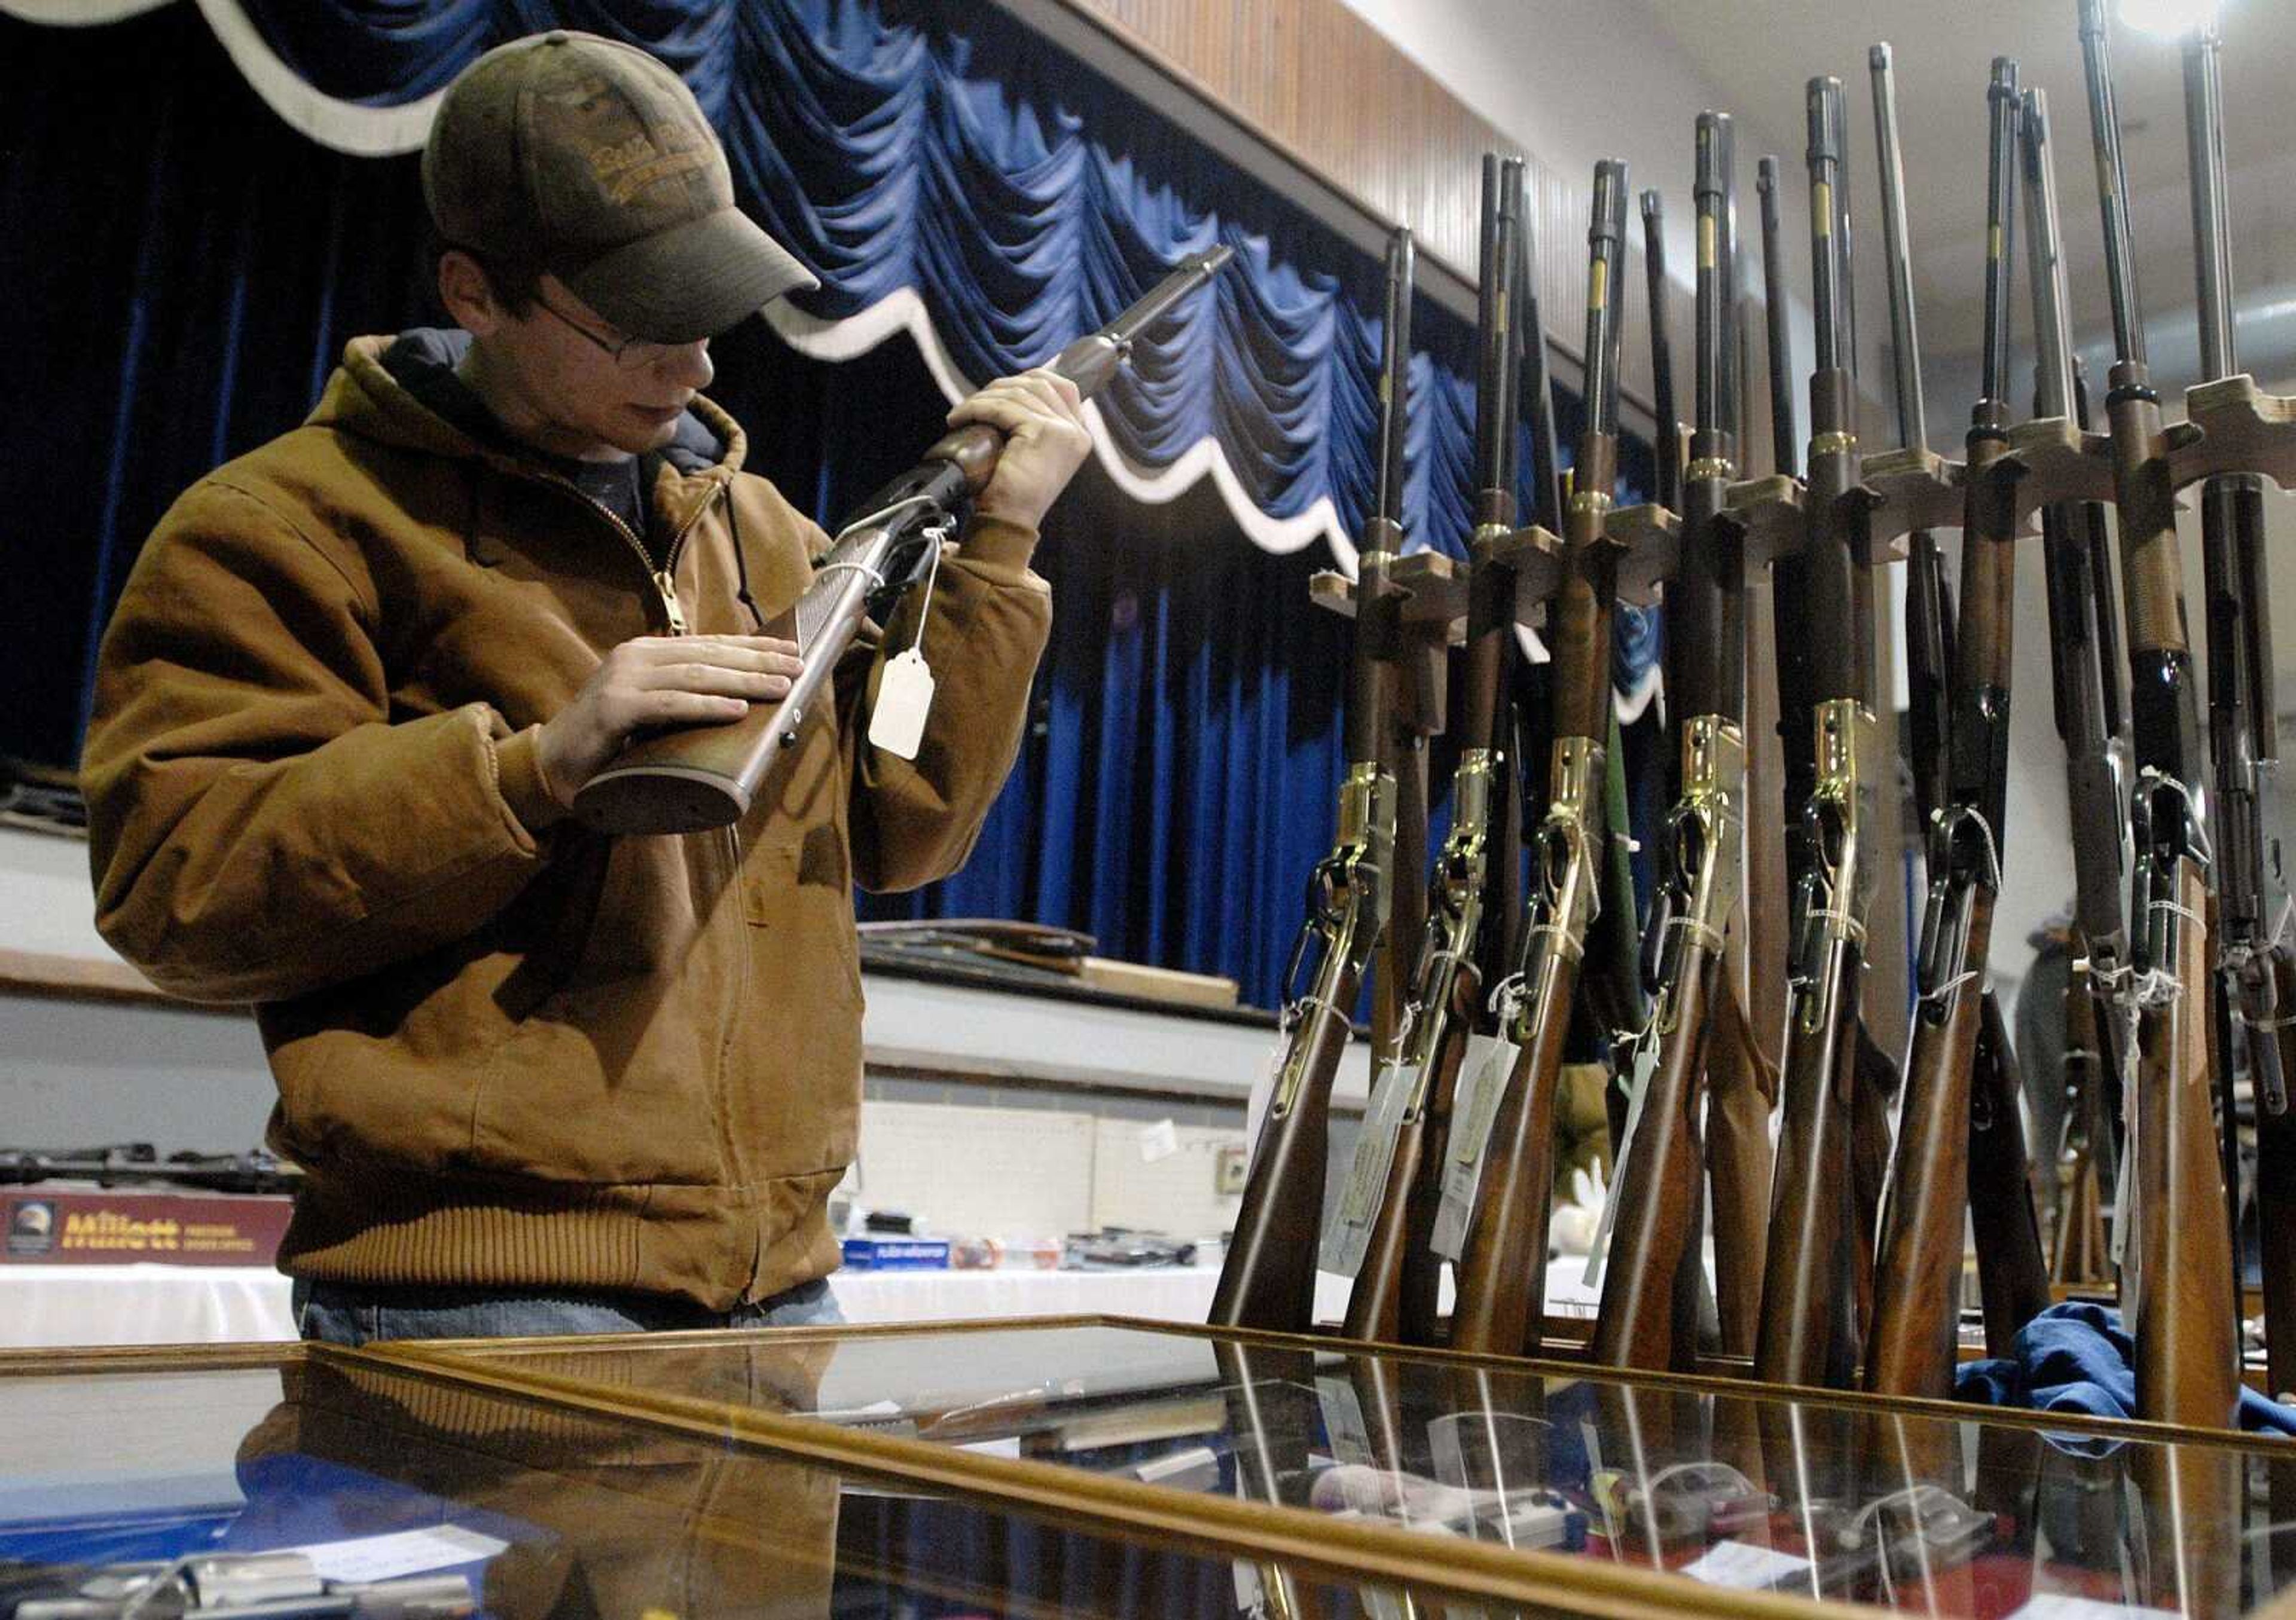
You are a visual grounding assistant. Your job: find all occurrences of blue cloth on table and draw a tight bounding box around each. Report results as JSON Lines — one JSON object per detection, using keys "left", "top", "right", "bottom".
{"left": 1955, "top": 1300, "right": 2296, "bottom": 1436}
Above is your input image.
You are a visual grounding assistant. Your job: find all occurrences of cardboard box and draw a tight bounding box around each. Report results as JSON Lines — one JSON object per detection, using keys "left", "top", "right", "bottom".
{"left": 2, "top": 1184, "right": 294, "bottom": 1267}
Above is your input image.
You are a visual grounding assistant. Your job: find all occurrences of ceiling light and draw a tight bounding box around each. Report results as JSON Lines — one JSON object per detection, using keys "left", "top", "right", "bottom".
{"left": 2119, "top": 0, "right": 2219, "bottom": 38}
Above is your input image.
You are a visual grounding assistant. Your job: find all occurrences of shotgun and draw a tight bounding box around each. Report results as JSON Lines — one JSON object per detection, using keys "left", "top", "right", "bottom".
{"left": 1593, "top": 113, "right": 1744, "bottom": 1375}
{"left": 2075, "top": 0, "right": 2240, "bottom": 1429}
{"left": 1451, "top": 160, "right": 1632, "bottom": 1358}
{"left": 1754, "top": 77, "right": 1884, "bottom": 1390}
{"left": 1210, "top": 230, "right": 1413, "bottom": 1332}
{"left": 572, "top": 249, "right": 1232, "bottom": 833}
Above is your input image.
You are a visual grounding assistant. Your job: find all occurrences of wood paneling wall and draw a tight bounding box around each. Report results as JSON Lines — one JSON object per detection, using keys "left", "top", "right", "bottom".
{"left": 1049, "top": 0, "right": 1723, "bottom": 441}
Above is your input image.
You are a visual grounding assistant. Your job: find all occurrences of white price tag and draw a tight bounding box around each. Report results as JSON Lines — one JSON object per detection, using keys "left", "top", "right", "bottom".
{"left": 1431, "top": 1035, "right": 1519, "bottom": 1260}
{"left": 1244, "top": 1040, "right": 1285, "bottom": 1173}
{"left": 1140, "top": 1118, "right": 1180, "bottom": 1162}
{"left": 295, "top": 1525, "right": 508, "bottom": 1584}
{"left": 1580, "top": 1036, "right": 1660, "bottom": 1290}
{"left": 868, "top": 647, "right": 936, "bottom": 759}
{"left": 1678, "top": 1539, "right": 1812, "bottom": 1592}
{"left": 2011, "top": 1598, "right": 2182, "bottom": 1620}
{"left": 1321, "top": 1058, "right": 1419, "bottom": 1276}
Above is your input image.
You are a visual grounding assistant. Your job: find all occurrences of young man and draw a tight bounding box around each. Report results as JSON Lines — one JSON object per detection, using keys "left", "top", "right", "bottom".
{"left": 80, "top": 31, "right": 1088, "bottom": 1343}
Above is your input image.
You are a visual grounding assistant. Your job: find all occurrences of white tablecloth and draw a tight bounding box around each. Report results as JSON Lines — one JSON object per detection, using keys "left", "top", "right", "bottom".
{"left": 0, "top": 1256, "right": 1596, "bottom": 1349}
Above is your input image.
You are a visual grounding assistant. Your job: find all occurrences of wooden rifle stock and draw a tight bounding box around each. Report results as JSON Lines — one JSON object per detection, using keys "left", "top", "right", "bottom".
{"left": 570, "top": 248, "right": 1232, "bottom": 835}
{"left": 1211, "top": 232, "right": 1413, "bottom": 1334}
{"left": 1969, "top": 987, "right": 2051, "bottom": 1348}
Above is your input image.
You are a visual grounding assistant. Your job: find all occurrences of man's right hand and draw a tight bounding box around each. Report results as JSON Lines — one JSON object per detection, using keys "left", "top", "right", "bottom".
{"left": 536, "top": 635, "right": 802, "bottom": 805}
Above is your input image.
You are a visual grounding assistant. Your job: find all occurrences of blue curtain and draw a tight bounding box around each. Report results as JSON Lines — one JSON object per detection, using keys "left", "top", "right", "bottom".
{"left": 1, "top": 0, "right": 1659, "bottom": 1007}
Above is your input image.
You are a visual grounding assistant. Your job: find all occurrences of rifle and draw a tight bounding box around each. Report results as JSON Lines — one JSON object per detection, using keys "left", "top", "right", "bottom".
{"left": 1330, "top": 164, "right": 1522, "bottom": 1344}
{"left": 1752, "top": 77, "right": 1885, "bottom": 1390}
{"left": 1450, "top": 160, "right": 1632, "bottom": 1358}
{"left": 2031, "top": 81, "right": 2134, "bottom": 1280}
{"left": 2183, "top": 7, "right": 2295, "bottom": 1373}
{"left": 1866, "top": 57, "right": 2037, "bottom": 1398}
{"left": 1641, "top": 188, "right": 1683, "bottom": 515}
{"left": 1211, "top": 230, "right": 1412, "bottom": 1332}
{"left": 0, "top": 1147, "right": 301, "bottom": 1196}
{"left": 1593, "top": 113, "right": 1744, "bottom": 1376}
{"left": 2075, "top": 0, "right": 2240, "bottom": 1429}
{"left": 570, "top": 249, "right": 1232, "bottom": 834}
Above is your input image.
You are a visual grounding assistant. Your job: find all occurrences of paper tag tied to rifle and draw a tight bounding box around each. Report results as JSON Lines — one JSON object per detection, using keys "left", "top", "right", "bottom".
{"left": 1579, "top": 1033, "right": 1660, "bottom": 1291}
{"left": 1320, "top": 1057, "right": 1419, "bottom": 1277}
{"left": 1431, "top": 1034, "right": 1519, "bottom": 1260}
{"left": 868, "top": 648, "right": 936, "bottom": 760}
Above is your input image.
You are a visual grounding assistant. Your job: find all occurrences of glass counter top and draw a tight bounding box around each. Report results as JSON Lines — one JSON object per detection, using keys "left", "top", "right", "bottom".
{"left": 389, "top": 1318, "right": 2296, "bottom": 1618}
{"left": 0, "top": 1344, "right": 1497, "bottom": 1618}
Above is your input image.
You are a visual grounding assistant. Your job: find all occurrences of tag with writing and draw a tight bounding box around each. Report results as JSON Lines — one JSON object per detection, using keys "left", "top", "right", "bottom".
{"left": 1140, "top": 1118, "right": 1179, "bottom": 1163}
{"left": 1321, "top": 1058, "right": 1419, "bottom": 1277}
{"left": 1679, "top": 1540, "right": 1812, "bottom": 1593}
{"left": 2010, "top": 1597, "right": 2182, "bottom": 1620}
{"left": 296, "top": 1526, "right": 509, "bottom": 1584}
{"left": 1580, "top": 1036, "right": 1660, "bottom": 1290}
{"left": 1244, "top": 1035, "right": 1289, "bottom": 1176}
{"left": 1432, "top": 1035, "right": 1519, "bottom": 1260}
{"left": 1316, "top": 1373, "right": 1375, "bottom": 1463}
{"left": 868, "top": 647, "right": 936, "bottom": 759}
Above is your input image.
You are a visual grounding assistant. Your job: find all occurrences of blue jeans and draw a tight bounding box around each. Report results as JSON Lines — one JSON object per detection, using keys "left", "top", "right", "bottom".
{"left": 293, "top": 1275, "right": 842, "bottom": 1346}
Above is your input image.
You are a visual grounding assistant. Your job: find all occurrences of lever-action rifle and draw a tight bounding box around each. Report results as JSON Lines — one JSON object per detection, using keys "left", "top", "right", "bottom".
{"left": 1594, "top": 113, "right": 1744, "bottom": 1375}
{"left": 2076, "top": 0, "right": 2240, "bottom": 1429}
{"left": 1867, "top": 58, "right": 2043, "bottom": 1398}
{"left": 1451, "top": 161, "right": 1632, "bottom": 1358}
{"left": 2182, "top": 7, "right": 2296, "bottom": 1389}
{"left": 572, "top": 249, "right": 1232, "bottom": 834}
{"left": 1211, "top": 231, "right": 1413, "bottom": 1333}
{"left": 1330, "top": 161, "right": 1524, "bottom": 1344}
{"left": 1754, "top": 78, "right": 1886, "bottom": 1390}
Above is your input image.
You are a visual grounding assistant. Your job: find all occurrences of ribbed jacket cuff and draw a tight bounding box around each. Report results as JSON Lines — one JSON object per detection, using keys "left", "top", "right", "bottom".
{"left": 955, "top": 514, "right": 1040, "bottom": 583}
{"left": 494, "top": 725, "right": 569, "bottom": 833}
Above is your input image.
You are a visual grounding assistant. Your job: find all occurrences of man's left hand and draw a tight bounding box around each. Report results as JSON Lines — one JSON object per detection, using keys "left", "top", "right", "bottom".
{"left": 947, "top": 368, "right": 1092, "bottom": 533}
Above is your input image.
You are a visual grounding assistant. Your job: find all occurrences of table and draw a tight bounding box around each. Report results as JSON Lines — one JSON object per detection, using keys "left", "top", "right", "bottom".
{"left": 0, "top": 1257, "right": 1598, "bottom": 1349}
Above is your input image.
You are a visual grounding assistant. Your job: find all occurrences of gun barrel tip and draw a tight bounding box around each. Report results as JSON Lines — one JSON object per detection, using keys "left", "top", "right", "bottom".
{"left": 1870, "top": 42, "right": 1891, "bottom": 68}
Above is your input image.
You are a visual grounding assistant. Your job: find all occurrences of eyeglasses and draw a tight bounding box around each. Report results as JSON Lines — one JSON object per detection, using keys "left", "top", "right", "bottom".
{"left": 533, "top": 291, "right": 683, "bottom": 371}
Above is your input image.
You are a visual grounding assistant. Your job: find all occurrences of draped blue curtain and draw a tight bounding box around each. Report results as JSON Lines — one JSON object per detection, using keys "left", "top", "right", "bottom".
{"left": 1, "top": 0, "right": 1659, "bottom": 1007}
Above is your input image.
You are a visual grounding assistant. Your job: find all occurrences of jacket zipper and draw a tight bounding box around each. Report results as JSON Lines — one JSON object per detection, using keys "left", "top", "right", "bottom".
{"left": 524, "top": 470, "right": 724, "bottom": 636}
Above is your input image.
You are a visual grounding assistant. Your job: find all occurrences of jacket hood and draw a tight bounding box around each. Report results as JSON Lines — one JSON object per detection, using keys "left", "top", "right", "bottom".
{"left": 308, "top": 328, "right": 746, "bottom": 480}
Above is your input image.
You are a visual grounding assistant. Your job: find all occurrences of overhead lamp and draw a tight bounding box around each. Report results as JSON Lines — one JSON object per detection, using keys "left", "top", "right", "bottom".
{"left": 2119, "top": 0, "right": 2220, "bottom": 38}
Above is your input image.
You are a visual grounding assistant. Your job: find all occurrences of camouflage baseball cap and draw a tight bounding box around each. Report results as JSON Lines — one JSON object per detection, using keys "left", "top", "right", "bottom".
{"left": 423, "top": 30, "right": 817, "bottom": 343}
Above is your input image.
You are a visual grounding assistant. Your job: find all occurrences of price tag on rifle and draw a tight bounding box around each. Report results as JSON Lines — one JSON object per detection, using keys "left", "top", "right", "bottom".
{"left": 1242, "top": 1035, "right": 1290, "bottom": 1178}
{"left": 1579, "top": 1035, "right": 1660, "bottom": 1291}
{"left": 1432, "top": 1034, "right": 1519, "bottom": 1260}
{"left": 867, "top": 647, "right": 936, "bottom": 760}
{"left": 1320, "top": 1057, "right": 1419, "bottom": 1277}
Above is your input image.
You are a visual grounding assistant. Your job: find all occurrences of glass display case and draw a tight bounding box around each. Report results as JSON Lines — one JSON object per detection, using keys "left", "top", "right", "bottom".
{"left": 0, "top": 1343, "right": 1497, "bottom": 1618}
{"left": 371, "top": 1316, "right": 2296, "bottom": 1619}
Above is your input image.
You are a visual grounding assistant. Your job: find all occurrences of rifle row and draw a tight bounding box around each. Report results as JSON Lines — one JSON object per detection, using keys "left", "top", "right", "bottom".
{"left": 1213, "top": 0, "right": 2296, "bottom": 1430}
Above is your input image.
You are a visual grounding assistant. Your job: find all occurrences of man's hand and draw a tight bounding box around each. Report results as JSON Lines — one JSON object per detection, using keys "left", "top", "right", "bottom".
{"left": 535, "top": 634, "right": 802, "bottom": 804}
{"left": 948, "top": 368, "right": 1092, "bottom": 533}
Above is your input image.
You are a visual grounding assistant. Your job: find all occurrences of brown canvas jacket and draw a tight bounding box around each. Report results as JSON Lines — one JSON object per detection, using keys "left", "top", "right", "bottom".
{"left": 81, "top": 330, "right": 1051, "bottom": 1309}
